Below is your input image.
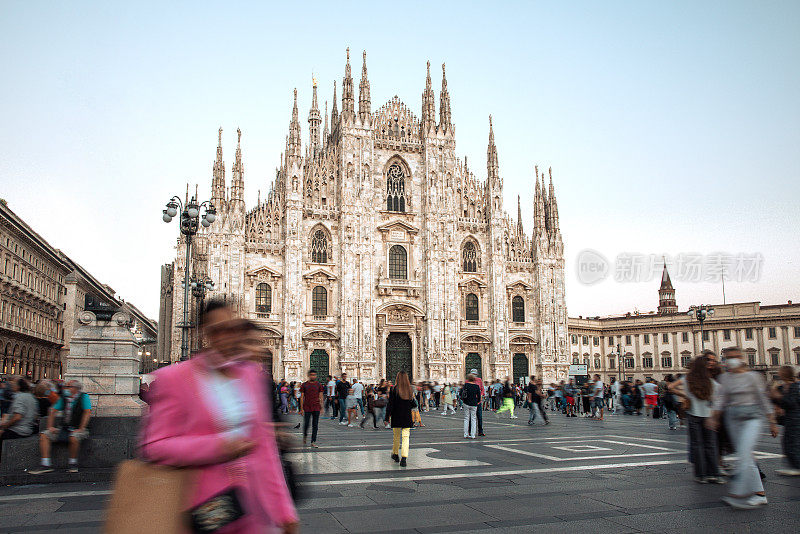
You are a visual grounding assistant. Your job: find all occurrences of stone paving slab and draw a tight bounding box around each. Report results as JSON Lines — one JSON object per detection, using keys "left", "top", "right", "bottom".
{"left": 0, "top": 410, "right": 796, "bottom": 533}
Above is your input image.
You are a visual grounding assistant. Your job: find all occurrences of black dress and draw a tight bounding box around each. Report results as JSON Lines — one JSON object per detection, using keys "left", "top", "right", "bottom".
{"left": 385, "top": 389, "right": 414, "bottom": 428}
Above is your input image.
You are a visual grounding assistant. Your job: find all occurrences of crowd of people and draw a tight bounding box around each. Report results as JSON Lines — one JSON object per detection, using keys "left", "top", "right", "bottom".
{"left": 284, "top": 347, "right": 799, "bottom": 512}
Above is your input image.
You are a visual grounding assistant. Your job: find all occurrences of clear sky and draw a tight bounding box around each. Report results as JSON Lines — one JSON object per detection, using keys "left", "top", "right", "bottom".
{"left": 1, "top": 1, "right": 798, "bottom": 319}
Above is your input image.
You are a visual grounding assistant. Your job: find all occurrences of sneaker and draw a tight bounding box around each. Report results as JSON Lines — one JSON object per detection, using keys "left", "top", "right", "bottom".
{"left": 310, "top": 443, "right": 319, "bottom": 448}
{"left": 707, "top": 477, "right": 727, "bottom": 484}
{"left": 510, "top": 415, "right": 518, "bottom": 419}
{"left": 544, "top": 420, "right": 550, "bottom": 425}
{"left": 67, "top": 466, "right": 79, "bottom": 473}
{"left": 391, "top": 453, "right": 400, "bottom": 463}
{"left": 28, "top": 466, "right": 54, "bottom": 475}
{"left": 340, "top": 421, "right": 348, "bottom": 425}
{"left": 478, "top": 432, "right": 486, "bottom": 437}
{"left": 399, "top": 457, "right": 407, "bottom": 467}
{"left": 721, "top": 495, "right": 757, "bottom": 510}
{"left": 776, "top": 468, "right": 800, "bottom": 476}
{"left": 527, "top": 420, "right": 534, "bottom": 426}
{"left": 347, "top": 423, "right": 354, "bottom": 427}
{"left": 749, "top": 495, "right": 768, "bottom": 506}
{"left": 694, "top": 477, "right": 709, "bottom": 484}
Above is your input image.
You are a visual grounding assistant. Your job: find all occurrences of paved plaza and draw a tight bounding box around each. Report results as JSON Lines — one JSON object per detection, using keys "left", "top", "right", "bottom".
{"left": 1, "top": 410, "right": 799, "bottom": 533}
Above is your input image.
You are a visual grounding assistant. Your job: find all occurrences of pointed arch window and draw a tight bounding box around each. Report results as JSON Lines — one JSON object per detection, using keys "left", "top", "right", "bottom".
{"left": 312, "top": 286, "right": 327, "bottom": 316}
{"left": 386, "top": 163, "right": 406, "bottom": 212}
{"left": 389, "top": 245, "right": 407, "bottom": 280}
{"left": 463, "top": 241, "right": 477, "bottom": 272}
{"left": 311, "top": 229, "right": 328, "bottom": 263}
{"left": 512, "top": 296, "right": 524, "bottom": 323}
{"left": 255, "top": 283, "right": 272, "bottom": 314}
{"left": 466, "top": 293, "right": 479, "bottom": 321}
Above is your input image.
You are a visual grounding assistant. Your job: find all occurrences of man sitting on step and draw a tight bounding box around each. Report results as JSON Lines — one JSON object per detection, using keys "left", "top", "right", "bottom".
{"left": 29, "top": 380, "right": 91, "bottom": 474}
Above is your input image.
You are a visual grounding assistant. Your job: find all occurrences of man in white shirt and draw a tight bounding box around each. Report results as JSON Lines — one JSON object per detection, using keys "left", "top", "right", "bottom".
{"left": 591, "top": 374, "right": 605, "bottom": 420}
{"left": 326, "top": 376, "right": 337, "bottom": 420}
{"left": 611, "top": 378, "right": 621, "bottom": 414}
{"left": 351, "top": 380, "right": 365, "bottom": 416}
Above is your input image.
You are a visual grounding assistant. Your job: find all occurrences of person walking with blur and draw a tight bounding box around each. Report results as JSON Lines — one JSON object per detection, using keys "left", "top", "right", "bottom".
{"left": 671, "top": 355, "right": 722, "bottom": 483}
{"left": 441, "top": 383, "right": 456, "bottom": 415}
{"left": 140, "top": 299, "right": 298, "bottom": 533}
{"left": 336, "top": 373, "right": 351, "bottom": 425}
{"left": 707, "top": 347, "right": 778, "bottom": 509}
{"left": 299, "top": 369, "right": 324, "bottom": 447}
{"left": 771, "top": 365, "right": 800, "bottom": 476}
{"left": 496, "top": 377, "right": 518, "bottom": 419}
{"left": 385, "top": 371, "right": 415, "bottom": 467}
{"left": 591, "top": 374, "right": 605, "bottom": 421}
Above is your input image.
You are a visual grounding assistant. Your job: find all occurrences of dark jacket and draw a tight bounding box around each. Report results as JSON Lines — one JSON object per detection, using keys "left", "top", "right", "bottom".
{"left": 461, "top": 382, "right": 481, "bottom": 406}
{"left": 384, "top": 388, "right": 414, "bottom": 428}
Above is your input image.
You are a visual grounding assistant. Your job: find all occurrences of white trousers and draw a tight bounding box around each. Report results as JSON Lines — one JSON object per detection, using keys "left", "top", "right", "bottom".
{"left": 463, "top": 405, "right": 478, "bottom": 437}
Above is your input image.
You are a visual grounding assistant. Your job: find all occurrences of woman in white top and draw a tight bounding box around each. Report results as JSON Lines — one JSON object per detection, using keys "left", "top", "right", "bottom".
{"left": 707, "top": 347, "right": 778, "bottom": 510}
{"left": 670, "top": 355, "right": 722, "bottom": 483}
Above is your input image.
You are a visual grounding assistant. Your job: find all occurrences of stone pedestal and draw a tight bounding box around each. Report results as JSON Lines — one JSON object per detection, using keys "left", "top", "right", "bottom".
{"left": 64, "top": 310, "right": 146, "bottom": 417}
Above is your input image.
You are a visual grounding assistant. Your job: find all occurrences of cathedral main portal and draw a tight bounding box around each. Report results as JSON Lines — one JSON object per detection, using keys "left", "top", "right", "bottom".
{"left": 385, "top": 332, "right": 412, "bottom": 381}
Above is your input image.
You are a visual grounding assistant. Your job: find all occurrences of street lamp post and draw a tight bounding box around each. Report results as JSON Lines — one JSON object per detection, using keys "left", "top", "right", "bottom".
{"left": 162, "top": 194, "right": 216, "bottom": 361}
{"left": 687, "top": 305, "right": 715, "bottom": 350}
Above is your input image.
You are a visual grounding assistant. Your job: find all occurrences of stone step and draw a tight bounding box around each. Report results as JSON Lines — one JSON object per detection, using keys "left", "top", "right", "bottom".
{"left": 0, "top": 467, "right": 116, "bottom": 485}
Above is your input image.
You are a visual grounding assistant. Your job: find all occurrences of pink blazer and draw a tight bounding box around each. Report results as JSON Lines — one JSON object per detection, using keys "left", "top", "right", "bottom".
{"left": 139, "top": 356, "right": 298, "bottom": 530}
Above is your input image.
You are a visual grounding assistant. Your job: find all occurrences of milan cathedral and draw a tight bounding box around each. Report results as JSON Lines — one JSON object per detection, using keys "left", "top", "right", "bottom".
{"left": 160, "top": 49, "right": 569, "bottom": 383}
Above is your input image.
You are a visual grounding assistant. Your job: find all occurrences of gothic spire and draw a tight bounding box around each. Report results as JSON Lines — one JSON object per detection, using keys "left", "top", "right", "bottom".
{"left": 211, "top": 127, "right": 225, "bottom": 206}
{"left": 288, "top": 89, "right": 302, "bottom": 163}
{"left": 534, "top": 166, "right": 546, "bottom": 234}
{"left": 439, "top": 62, "right": 452, "bottom": 132}
{"left": 230, "top": 128, "right": 244, "bottom": 204}
{"left": 322, "top": 100, "right": 329, "bottom": 145}
{"left": 517, "top": 195, "right": 523, "bottom": 235}
{"left": 342, "top": 48, "right": 355, "bottom": 121}
{"left": 421, "top": 60, "right": 436, "bottom": 131}
{"left": 487, "top": 115, "right": 500, "bottom": 186}
{"left": 308, "top": 78, "right": 321, "bottom": 156}
{"left": 548, "top": 167, "right": 559, "bottom": 232}
{"left": 358, "top": 50, "right": 371, "bottom": 122}
{"left": 331, "top": 80, "right": 339, "bottom": 128}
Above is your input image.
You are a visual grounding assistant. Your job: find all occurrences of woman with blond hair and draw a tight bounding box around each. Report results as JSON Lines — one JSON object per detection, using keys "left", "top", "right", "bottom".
{"left": 385, "top": 371, "right": 415, "bottom": 467}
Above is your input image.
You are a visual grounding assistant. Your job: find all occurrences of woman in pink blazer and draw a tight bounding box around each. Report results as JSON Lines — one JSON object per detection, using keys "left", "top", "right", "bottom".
{"left": 140, "top": 301, "right": 298, "bottom": 533}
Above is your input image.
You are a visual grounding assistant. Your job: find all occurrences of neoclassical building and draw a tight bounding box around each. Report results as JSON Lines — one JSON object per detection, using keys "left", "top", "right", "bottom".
{"left": 162, "top": 50, "right": 569, "bottom": 383}
{"left": 568, "top": 264, "right": 800, "bottom": 382}
{"left": 0, "top": 200, "right": 157, "bottom": 379}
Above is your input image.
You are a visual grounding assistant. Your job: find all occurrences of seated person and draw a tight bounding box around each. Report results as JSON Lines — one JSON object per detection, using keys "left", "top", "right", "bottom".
{"left": 30, "top": 380, "right": 91, "bottom": 474}
{"left": 0, "top": 378, "right": 38, "bottom": 445}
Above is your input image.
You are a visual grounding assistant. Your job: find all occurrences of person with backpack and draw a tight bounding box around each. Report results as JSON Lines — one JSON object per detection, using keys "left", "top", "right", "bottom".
{"left": 461, "top": 374, "right": 482, "bottom": 438}
{"left": 495, "top": 377, "right": 518, "bottom": 419}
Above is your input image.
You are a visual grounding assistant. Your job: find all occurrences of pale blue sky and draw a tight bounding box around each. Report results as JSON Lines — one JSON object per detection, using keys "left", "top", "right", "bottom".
{"left": 1, "top": 1, "right": 798, "bottom": 319}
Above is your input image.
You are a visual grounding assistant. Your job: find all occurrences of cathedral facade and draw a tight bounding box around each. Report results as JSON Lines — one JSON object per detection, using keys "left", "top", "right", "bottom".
{"left": 162, "top": 50, "right": 569, "bottom": 384}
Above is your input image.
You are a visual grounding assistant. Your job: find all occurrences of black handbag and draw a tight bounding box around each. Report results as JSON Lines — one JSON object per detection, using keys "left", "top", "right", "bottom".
{"left": 188, "top": 487, "right": 246, "bottom": 533}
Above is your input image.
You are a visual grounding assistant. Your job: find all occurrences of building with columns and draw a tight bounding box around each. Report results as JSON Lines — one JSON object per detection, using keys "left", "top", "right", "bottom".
{"left": 568, "top": 263, "right": 800, "bottom": 382}
{"left": 160, "top": 50, "right": 570, "bottom": 384}
{"left": 0, "top": 200, "right": 157, "bottom": 379}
